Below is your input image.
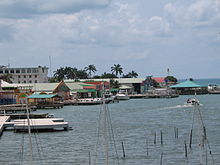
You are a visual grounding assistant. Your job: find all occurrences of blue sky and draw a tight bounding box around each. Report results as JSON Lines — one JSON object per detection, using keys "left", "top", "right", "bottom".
{"left": 0, "top": 0, "right": 220, "bottom": 79}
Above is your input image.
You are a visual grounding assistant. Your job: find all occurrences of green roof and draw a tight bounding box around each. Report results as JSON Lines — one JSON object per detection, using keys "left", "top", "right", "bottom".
{"left": 170, "top": 80, "right": 202, "bottom": 88}
{"left": 74, "top": 89, "right": 97, "bottom": 93}
{"left": 28, "top": 94, "right": 58, "bottom": 99}
{"left": 109, "top": 88, "right": 119, "bottom": 92}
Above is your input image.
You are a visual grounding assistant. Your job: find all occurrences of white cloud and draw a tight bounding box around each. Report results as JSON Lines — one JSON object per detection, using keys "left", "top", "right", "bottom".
{"left": 164, "top": 0, "right": 220, "bottom": 28}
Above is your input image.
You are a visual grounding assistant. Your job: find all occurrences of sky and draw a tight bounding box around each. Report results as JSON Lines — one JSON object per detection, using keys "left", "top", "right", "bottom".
{"left": 0, "top": 0, "right": 220, "bottom": 79}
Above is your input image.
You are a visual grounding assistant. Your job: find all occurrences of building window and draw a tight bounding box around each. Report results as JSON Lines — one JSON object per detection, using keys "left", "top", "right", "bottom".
{"left": 32, "top": 69, "right": 38, "bottom": 73}
{"left": 5, "top": 70, "right": 9, "bottom": 73}
{"left": 27, "top": 69, "right": 31, "bottom": 73}
{"left": 10, "top": 70, "right": 14, "bottom": 73}
{"left": 35, "top": 80, "right": 37, "bottom": 83}
{"left": 0, "top": 70, "right": 3, "bottom": 73}
{"left": 29, "top": 80, "right": 32, "bottom": 83}
{"left": 18, "top": 75, "right": 20, "bottom": 78}
{"left": 21, "top": 69, "right": 26, "bottom": 73}
{"left": 29, "top": 75, "right": 32, "bottom": 78}
{"left": 24, "top": 75, "right": 26, "bottom": 78}
{"left": 35, "top": 75, "right": 37, "bottom": 78}
{"left": 24, "top": 80, "right": 26, "bottom": 83}
{"left": 16, "top": 70, "right": 20, "bottom": 73}
{"left": 18, "top": 81, "right": 20, "bottom": 83}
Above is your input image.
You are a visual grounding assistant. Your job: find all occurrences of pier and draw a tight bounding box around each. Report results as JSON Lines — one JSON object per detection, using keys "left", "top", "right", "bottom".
{"left": 0, "top": 116, "right": 10, "bottom": 136}
{"left": 0, "top": 104, "right": 36, "bottom": 114}
{"left": 0, "top": 116, "right": 69, "bottom": 136}
{"left": 13, "top": 118, "right": 69, "bottom": 132}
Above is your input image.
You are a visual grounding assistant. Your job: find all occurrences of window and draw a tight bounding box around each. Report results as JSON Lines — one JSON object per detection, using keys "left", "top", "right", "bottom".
{"left": 5, "top": 70, "right": 9, "bottom": 73}
{"left": 35, "top": 80, "right": 37, "bottom": 83}
{"left": 35, "top": 75, "right": 37, "bottom": 78}
{"left": 10, "top": 70, "right": 14, "bottom": 73}
{"left": 16, "top": 70, "right": 20, "bottom": 73}
{"left": 29, "top": 75, "right": 32, "bottom": 78}
{"left": 0, "top": 70, "right": 3, "bottom": 73}
{"left": 27, "top": 69, "right": 31, "bottom": 73}
{"left": 21, "top": 69, "right": 26, "bottom": 73}
{"left": 18, "top": 75, "right": 20, "bottom": 78}
{"left": 32, "top": 69, "right": 38, "bottom": 73}
{"left": 18, "top": 81, "right": 20, "bottom": 83}
{"left": 24, "top": 75, "right": 26, "bottom": 78}
{"left": 29, "top": 80, "right": 32, "bottom": 83}
{"left": 24, "top": 80, "right": 26, "bottom": 83}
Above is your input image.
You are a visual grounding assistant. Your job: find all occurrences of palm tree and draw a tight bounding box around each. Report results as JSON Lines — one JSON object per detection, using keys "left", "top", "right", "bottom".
{"left": 123, "top": 70, "right": 138, "bottom": 78}
{"left": 53, "top": 67, "right": 66, "bottom": 81}
{"left": 84, "top": 64, "right": 97, "bottom": 78}
{"left": 111, "top": 64, "right": 123, "bottom": 77}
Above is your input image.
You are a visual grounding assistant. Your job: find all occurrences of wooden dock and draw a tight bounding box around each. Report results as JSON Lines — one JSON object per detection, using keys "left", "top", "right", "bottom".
{"left": 0, "top": 116, "right": 11, "bottom": 136}
{"left": 0, "top": 104, "right": 36, "bottom": 114}
{"left": 0, "top": 113, "right": 50, "bottom": 119}
{"left": 13, "top": 118, "right": 69, "bottom": 132}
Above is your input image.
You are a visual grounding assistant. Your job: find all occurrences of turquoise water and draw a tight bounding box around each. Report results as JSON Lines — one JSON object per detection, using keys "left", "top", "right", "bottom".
{"left": 0, "top": 94, "right": 220, "bottom": 165}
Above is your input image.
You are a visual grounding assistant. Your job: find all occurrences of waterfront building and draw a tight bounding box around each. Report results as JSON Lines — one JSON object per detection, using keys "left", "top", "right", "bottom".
{"left": 170, "top": 80, "right": 208, "bottom": 95}
{"left": 0, "top": 65, "right": 48, "bottom": 84}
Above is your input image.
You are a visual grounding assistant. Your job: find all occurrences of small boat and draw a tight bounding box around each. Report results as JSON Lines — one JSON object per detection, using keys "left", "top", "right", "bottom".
{"left": 185, "top": 98, "right": 200, "bottom": 106}
{"left": 115, "top": 90, "right": 130, "bottom": 100}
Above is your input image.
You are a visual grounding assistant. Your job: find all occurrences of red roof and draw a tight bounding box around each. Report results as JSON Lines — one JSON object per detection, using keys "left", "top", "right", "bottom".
{"left": 152, "top": 77, "right": 165, "bottom": 83}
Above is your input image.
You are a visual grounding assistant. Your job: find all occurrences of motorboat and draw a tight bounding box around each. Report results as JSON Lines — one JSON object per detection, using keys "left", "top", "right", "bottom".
{"left": 115, "top": 90, "right": 130, "bottom": 100}
{"left": 185, "top": 98, "right": 200, "bottom": 106}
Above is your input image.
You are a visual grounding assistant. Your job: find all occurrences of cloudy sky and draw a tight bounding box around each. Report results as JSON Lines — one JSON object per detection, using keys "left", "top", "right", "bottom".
{"left": 0, "top": 0, "right": 220, "bottom": 79}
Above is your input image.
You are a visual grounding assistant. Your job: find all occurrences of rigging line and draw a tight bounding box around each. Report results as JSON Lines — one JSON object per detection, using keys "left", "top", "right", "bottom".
{"left": 106, "top": 105, "right": 120, "bottom": 165}
{"left": 19, "top": 119, "right": 26, "bottom": 165}
{"left": 94, "top": 103, "right": 103, "bottom": 165}
{"left": 196, "top": 104, "right": 215, "bottom": 164}
{"left": 106, "top": 110, "right": 117, "bottom": 165}
{"left": 30, "top": 118, "right": 44, "bottom": 165}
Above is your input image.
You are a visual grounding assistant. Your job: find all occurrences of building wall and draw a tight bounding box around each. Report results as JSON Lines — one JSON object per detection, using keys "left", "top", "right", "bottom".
{"left": 0, "top": 66, "right": 48, "bottom": 83}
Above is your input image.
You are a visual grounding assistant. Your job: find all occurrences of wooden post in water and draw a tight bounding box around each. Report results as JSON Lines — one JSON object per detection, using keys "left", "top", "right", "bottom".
{"left": 176, "top": 128, "right": 178, "bottom": 139}
{"left": 89, "top": 152, "right": 91, "bottom": 165}
{"left": 121, "top": 141, "right": 126, "bottom": 158}
{"left": 161, "top": 130, "right": 163, "bottom": 145}
{"left": 184, "top": 141, "right": 188, "bottom": 158}
{"left": 146, "top": 138, "right": 149, "bottom": 156}
{"left": 189, "top": 129, "right": 193, "bottom": 149}
{"left": 160, "top": 152, "right": 163, "bottom": 165}
{"left": 154, "top": 132, "right": 157, "bottom": 144}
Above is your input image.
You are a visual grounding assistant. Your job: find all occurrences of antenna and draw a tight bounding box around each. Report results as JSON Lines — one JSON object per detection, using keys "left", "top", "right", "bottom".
{"left": 167, "top": 68, "right": 170, "bottom": 76}
{"left": 49, "top": 56, "right": 52, "bottom": 77}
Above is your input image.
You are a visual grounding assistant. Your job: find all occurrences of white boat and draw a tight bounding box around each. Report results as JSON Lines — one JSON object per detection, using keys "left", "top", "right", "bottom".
{"left": 115, "top": 90, "right": 130, "bottom": 100}
{"left": 185, "top": 98, "right": 200, "bottom": 106}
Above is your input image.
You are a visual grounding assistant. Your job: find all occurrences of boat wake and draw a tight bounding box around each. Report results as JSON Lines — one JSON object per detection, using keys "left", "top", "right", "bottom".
{"left": 155, "top": 104, "right": 203, "bottom": 111}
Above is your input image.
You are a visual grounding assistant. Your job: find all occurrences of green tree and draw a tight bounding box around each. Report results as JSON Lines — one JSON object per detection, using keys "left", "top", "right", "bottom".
{"left": 84, "top": 64, "right": 97, "bottom": 78}
{"left": 165, "top": 76, "right": 178, "bottom": 83}
{"left": 53, "top": 67, "right": 66, "bottom": 81}
{"left": 111, "top": 64, "right": 123, "bottom": 77}
{"left": 123, "top": 70, "right": 138, "bottom": 78}
{"left": 100, "top": 72, "right": 117, "bottom": 78}
{"left": 110, "top": 79, "right": 120, "bottom": 88}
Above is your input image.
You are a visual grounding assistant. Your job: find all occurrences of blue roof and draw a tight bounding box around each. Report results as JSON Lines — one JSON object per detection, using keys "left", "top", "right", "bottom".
{"left": 170, "top": 80, "right": 202, "bottom": 88}
{"left": 28, "top": 94, "right": 58, "bottom": 99}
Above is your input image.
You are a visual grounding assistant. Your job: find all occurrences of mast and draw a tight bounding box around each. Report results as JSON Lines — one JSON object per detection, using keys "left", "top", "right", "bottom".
{"left": 102, "top": 82, "right": 109, "bottom": 165}
{"left": 26, "top": 98, "right": 33, "bottom": 165}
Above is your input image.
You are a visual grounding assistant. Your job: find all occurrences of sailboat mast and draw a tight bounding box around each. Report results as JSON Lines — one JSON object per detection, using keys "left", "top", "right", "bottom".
{"left": 102, "top": 82, "right": 109, "bottom": 165}
{"left": 26, "top": 98, "right": 33, "bottom": 164}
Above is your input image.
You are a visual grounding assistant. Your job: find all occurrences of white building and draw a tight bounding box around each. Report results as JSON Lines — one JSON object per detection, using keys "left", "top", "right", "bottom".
{"left": 0, "top": 66, "right": 48, "bottom": 83}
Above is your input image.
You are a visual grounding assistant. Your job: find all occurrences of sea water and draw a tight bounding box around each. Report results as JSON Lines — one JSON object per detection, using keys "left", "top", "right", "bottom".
{"left": 0, "top": 93, "right": 220, "bottom": 165}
